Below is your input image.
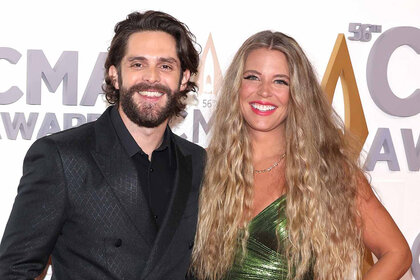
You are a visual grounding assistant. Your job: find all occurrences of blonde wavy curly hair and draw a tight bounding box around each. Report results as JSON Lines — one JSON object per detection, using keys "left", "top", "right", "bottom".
{"left": 191, "top": 30, "right": 365, "bottom": 280}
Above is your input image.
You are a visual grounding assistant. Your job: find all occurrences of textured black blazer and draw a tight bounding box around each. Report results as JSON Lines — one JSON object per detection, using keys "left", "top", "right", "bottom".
{"left": 0, "top": 106, "right": 206, "bottom": 280}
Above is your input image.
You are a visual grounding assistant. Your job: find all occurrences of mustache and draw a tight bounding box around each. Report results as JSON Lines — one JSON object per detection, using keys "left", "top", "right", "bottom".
{"left": 127, "top": 83, "right": 172, "bottom": 96}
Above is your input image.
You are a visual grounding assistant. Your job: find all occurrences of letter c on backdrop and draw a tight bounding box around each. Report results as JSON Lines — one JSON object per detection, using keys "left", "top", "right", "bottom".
{"left": 367, "top": 27, "right": 420, "bottom": 117}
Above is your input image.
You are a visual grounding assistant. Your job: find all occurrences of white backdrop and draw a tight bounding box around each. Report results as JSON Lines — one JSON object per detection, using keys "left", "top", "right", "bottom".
{"left": 0, "top": 1, "right": 419, "bottom": 279}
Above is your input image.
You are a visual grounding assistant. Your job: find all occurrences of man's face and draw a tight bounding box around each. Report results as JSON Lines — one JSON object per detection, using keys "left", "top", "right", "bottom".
{"left": 109, "top": 31, "right": 190, "bottom": 128}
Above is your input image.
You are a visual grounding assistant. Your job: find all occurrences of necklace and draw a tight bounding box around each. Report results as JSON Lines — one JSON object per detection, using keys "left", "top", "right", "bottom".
{"left": 253, "top": 153, "right": 286, "bottom": 174}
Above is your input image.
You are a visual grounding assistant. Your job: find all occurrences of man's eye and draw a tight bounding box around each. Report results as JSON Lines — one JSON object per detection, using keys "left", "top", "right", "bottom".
{"left": 161, "top": 64, "right": 173, "bottom": 70}
{"left": 243, "top": 75, "right": 258, "bottom": 81}
{"left": 132, "top": 63, "right": 142, "bottom": 68}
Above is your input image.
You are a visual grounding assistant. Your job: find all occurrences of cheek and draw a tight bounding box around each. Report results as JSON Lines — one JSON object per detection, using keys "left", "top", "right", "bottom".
{"left": 278, "top": 89, "right": 290, "bottom": 104}
{"left": 239, "top": 96, "right": 246, "bottom": 116}
{"left": 282, "top": 92, "right": 290, "bottom": 116}
{"left": 119, "top": 71, "right": 135, "bottom": 88}
{"left": 238, "top": 87, "right": 249, "bottom": 110}
{"left": 284, "top": 93, "right": 290, "bottom": 105}
{"left": 238, "top": 91, "right": 250, "bottom": 120}
{"left": 164, "top": 74, "right": 183, "bottom": 91}
{"left": 239, "top": 83, "right": 254, "bottom": 100}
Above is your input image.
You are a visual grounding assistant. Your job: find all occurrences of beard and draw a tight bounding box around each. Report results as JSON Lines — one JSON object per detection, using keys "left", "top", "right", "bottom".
{"left": 119, "top": 82, "right": 178, "bottom": 128}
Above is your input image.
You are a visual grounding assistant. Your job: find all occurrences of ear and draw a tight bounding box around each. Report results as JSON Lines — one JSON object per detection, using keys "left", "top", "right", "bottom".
{"left": 109, "top": 65, "right": 120, "bottom": 90}
{"left": 179, "top": 69, "right": 191, "bottom": 91}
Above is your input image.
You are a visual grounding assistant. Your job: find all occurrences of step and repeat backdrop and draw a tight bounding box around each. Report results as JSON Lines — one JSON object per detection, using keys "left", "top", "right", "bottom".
{"left": 1, "top": 0, "right": 419, "bottom": 279}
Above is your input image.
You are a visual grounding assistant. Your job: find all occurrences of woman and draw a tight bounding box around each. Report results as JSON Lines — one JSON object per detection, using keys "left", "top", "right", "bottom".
{"left": 190, "top": 31, "right": 411, "bottom": 280}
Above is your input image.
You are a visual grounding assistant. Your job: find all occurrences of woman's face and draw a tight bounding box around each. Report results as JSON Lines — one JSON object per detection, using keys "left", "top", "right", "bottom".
{"left": 239, "top": 48, "right": 290, "bottom": 136}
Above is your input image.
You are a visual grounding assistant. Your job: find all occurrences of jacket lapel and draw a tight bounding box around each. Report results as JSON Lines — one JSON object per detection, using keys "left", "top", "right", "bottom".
{"left": 141, "top": 142, "right": 193, "bottom": 278}
{"left": 90, "top": 107, "right": 157, "bottom": 247}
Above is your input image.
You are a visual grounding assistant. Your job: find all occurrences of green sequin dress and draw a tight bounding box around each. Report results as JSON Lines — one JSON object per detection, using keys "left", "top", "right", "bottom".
{"left": 224, "top": 194, "right": 313, "bottom": 280}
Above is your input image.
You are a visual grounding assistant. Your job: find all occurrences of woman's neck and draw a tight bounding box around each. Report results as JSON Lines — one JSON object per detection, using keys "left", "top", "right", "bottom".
{"left": 250, "top": 129, "right": 286, "bottom": 162}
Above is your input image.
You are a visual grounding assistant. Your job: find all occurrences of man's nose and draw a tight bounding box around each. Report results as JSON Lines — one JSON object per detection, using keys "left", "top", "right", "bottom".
{"left": 142, "top": 67, "right": 160, "bottom": 83}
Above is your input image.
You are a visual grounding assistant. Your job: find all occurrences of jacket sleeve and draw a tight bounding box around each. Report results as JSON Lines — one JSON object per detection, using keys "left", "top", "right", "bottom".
{"left": 0, "top": 137, "right": 67, "bottom": 279}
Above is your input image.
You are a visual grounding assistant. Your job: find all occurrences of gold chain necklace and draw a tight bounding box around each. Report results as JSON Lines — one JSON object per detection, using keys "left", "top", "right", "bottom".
{"left": 253, "top": 153, "right": 286, "bottom": 174}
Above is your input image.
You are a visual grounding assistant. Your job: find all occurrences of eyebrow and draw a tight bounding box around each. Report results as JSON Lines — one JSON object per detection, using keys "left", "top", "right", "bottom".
{"left": 243, "top": 70, "right": 290, "bottom": 80}
{"left": 127, "top": 56, "right": 179, "bottom": 66}
{"left": 159, "top": 57, "right": 179, "bottom": 65}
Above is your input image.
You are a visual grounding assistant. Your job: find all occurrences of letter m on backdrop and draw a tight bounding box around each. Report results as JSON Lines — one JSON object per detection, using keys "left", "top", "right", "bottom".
{"left": 27, "top": 50, "right": 78, "bottom": 105}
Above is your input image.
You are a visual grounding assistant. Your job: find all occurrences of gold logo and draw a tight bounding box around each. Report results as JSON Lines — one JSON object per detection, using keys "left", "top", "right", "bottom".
{"left": 322, "top": 34, "right": 372, "bottom": 271}
{"left": 321, "top": 34, "right": 369, "bottom": 152}
{"left": 194, "top": 33, "right": 222, "bottom": 96}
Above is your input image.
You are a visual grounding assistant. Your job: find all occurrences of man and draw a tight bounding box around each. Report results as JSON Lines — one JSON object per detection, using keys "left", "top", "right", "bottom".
{"left": 0, "top": 10, "right": 205, "bottom": 279}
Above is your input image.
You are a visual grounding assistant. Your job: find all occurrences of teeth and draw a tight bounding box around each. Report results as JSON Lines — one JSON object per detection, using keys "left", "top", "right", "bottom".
{"left": 139, "top": 91, "right": 163, "bottom": 97}
{"left": 250, "top": 103, "right": 276, "bottom": 112}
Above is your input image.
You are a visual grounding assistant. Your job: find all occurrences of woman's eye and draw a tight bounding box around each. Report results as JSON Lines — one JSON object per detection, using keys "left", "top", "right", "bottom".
{"left": 274, "top": 79, "right": 289, "bottom": 86}
{"left": 243, "top": 75, "right": 258, "bottom": 81}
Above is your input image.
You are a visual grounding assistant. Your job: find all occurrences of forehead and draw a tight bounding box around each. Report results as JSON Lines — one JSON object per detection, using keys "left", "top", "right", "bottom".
{"left": 124, "top": 31, "right": 178, "bottom": 61}
{"left": 244, "top": 48, "right": 289, "bottom": 73}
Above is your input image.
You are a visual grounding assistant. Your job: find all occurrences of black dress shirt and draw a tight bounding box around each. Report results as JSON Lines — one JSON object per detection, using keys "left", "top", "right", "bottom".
{"left": 110, "top": 106, "right": 176, "bottom": 229}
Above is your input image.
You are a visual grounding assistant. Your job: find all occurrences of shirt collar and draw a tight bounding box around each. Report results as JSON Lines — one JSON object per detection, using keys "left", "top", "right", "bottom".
{"left": 110, "top": 106, "right": 173, "bottom": 159}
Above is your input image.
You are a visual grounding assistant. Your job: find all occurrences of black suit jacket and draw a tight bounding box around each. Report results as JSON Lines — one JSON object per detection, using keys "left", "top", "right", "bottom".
{"left": 0, "top": 106, "right": 205, "bottom": 280}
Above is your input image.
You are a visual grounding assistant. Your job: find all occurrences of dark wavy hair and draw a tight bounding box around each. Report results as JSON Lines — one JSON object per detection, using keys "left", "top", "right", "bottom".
{"left": 103, "top": 10, "right": 200, "bottom": 116}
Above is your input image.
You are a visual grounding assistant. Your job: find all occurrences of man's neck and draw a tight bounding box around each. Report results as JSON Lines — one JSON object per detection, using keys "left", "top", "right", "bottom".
{"left": 118, "top": 108, "right": 168, "bottom": 160}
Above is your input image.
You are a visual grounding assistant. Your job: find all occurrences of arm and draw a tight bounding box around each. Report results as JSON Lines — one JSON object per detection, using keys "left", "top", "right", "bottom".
{"left": 0, "top": 138, "right": 67, "bottom": 279}
{"left": 357, "top": 175, "right": 412, "bottom": 280}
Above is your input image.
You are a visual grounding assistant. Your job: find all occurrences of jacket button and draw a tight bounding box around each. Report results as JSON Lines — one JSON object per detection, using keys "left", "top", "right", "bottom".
{"left": 114, "top": 238, "right": 122, "bottom": 247}
{"left": 188, "top": 241, "right": 194, "bottom": 249}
